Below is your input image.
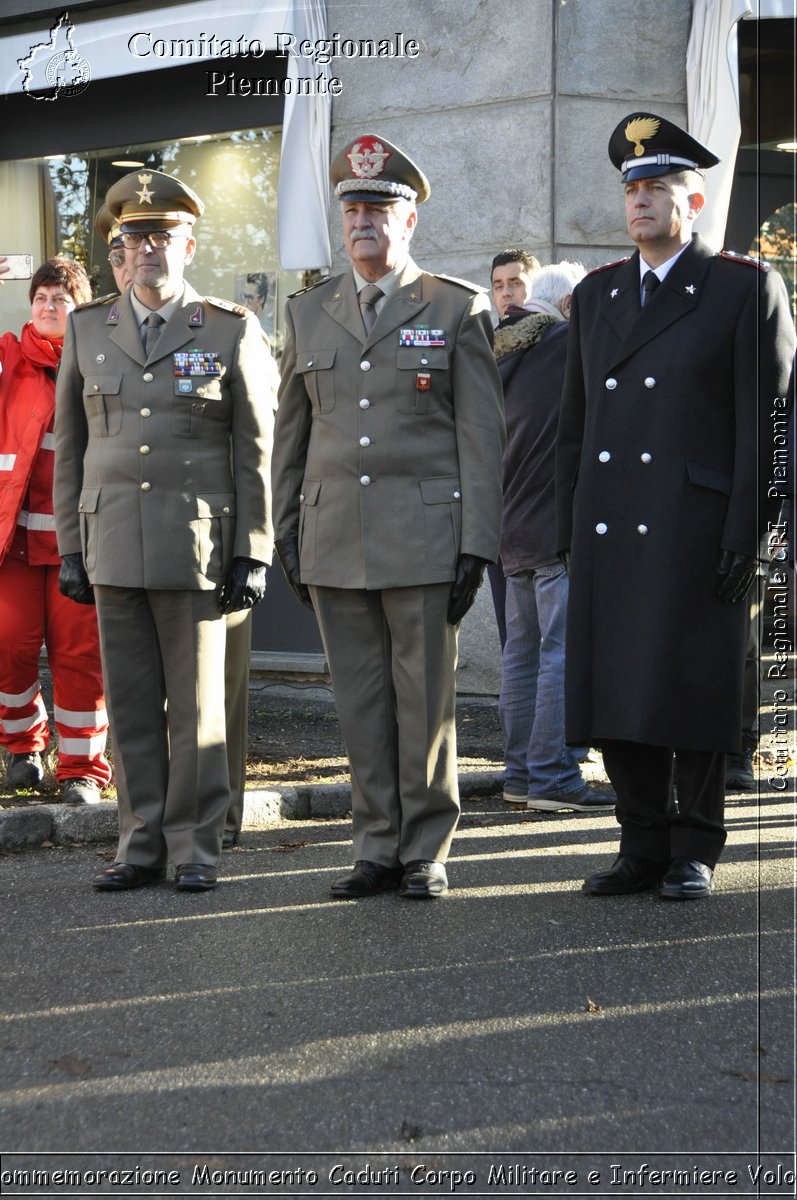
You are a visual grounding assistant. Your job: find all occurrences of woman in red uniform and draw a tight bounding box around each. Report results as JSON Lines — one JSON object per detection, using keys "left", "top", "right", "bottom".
{"left": 0, "top": 257, "right": 111, "bottom": 802}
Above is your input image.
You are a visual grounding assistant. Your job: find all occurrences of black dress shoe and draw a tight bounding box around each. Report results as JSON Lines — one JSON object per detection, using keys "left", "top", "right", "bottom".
{"left": 329, "top": 860, "right": 401, "bottom": 899}
{"left": 399, "top": 860, "right": 448, "bottom": 899}
{"left": 174, "top": 863, "right": 217, "bottom": 891}
{"left": 660, "top": 857, "right": 713, "bottom": 900}
{"left": 93, "top": 862, "right": 166, "bottom": 891}
{"left": 222, "top": 829, "right": 240, "bottom": 850}
{"left": 582, "top": 854, "right": 665, "bottom": 895}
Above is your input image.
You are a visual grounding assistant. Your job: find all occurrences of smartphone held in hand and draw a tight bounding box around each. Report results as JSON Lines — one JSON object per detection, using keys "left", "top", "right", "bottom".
{"left": 0, "top": 254, "right": 33, "bottom": 279}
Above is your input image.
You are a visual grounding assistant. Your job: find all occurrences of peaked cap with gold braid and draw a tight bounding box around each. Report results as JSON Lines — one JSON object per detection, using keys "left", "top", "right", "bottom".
{"left": 608, "top": 111, "right": 719, "bottom": 181}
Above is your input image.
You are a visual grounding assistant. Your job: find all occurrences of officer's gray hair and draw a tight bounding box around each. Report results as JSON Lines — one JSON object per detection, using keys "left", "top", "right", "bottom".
{"left": 530, "top": 262, "right": 586, "bottom": 313}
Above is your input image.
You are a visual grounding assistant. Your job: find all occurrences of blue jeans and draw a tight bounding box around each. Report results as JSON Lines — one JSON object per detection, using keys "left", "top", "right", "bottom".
{"left": 499, "top": 563, "right": 584, "bottom": 797}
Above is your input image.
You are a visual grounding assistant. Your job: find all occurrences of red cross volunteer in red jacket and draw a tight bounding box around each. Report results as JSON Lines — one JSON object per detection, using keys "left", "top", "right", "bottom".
{"left": 0, "top": 257, "right": 111, "bottom": 803}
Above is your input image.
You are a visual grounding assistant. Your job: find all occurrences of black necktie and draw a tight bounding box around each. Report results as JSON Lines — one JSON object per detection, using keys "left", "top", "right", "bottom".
{"left": 143, "top": 311, "right": 165, "bottom": 356}
{"left": 359, "top": 284, "right": 382, "bottom": 335}
{"left": 642, "top": 270, "right": 660, "bottom": 306}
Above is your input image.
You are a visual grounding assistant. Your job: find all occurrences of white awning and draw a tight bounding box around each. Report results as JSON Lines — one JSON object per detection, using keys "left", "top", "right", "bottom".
{"left": 0, "top": 0, "right": 331, "bottom": 268}
{"left": 687, "top": 0, "right": 792, "bottom": 250}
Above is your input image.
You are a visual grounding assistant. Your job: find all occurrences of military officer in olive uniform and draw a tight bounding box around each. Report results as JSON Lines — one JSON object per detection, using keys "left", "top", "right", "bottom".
{"left": 556, "top": 113, "right": 795, "bottom": 899}
{"left": 95, "top": 202, "right": 277, "bottom": 853}
{"left": 272, "top": 135, "right": 505, "bottom": 899}
{"left": 54, "top": 171, "right": 274, "bottom": 891}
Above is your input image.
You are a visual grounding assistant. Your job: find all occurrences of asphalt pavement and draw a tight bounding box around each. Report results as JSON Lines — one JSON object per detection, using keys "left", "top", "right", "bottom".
{"left": 0, "top": 686, "right": 795, "bottom": 1198}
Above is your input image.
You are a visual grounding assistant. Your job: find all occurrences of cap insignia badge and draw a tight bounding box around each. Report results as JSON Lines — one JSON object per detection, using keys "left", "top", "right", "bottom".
{"left": 625, "top": 116, "right": 661, "bottom": 157}
{"left": 685, "top": 284, "right": 696, "bottom": 294}
{"left": 610, "top": 289, "right": 619, "bottom": 299}
{"left": 136, "top": 173, "right": 155, "bottom": 205}
{"left": 346, "top": 138, "right": 391, "bottom": 179}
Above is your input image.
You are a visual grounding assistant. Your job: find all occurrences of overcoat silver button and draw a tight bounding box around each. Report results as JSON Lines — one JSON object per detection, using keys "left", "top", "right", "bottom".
{"left": 360, "top": 360, "right": 371, "bottom": 371}
{"left": 637, "top": 524, "right": 649, "bottom": 535}
{"left": 141, "top": 482, "right": 151, "bottom": 491}
{"left": 641, "top": 452, "right": 652, "bottom": 463}
{"left": 223, "top": 506, "right": 230, "bottom": 514}
{"left": 141, "top": 407, "right": 151, "bottom": 417}
{"left": 139, "top": 445, "right": 150, "bottom": 455}
{"left": 453, "top": 490, "right": 461, "bottom": 499}
{"left": 299, "top": 493, "right": 304, "bottom": 502}
{"left": 644, "top": 377, "right": 656, "bottom": 389}
{"left": 96, "top": 354, "right": 105, "bottom": 364}
{"left": 599, "top": 451, "right": 611, "bottom": 463}
{"left": 359, "top": 398, "right": 370, "bottom": 409}
{"left": 420, "top": 357, "right": 428, "bottom": 365}
{"left": 306, "top": 359, "right": 314, "bottom": 367}
{"left": 359, "top": 436, "right": 371, "bottom": 447}
{"left": 605, "top": 378, "right": 617, "bottom": 390}
{"left": 596, "top": 522, "right": 608, "bottom": 534}
{"left": 360, "top": 474, "right": 371, "bottom": 486}
{"left": 143, "top": 372, "right": 154, "bottom": 383}
{"left": 92, "top": 383, "right": 100, "bottom": 392}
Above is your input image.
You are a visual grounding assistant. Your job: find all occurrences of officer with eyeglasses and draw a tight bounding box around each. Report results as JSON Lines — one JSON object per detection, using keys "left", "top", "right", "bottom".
{"left": 54, "top": 170, "right": 275, "bottom": 893}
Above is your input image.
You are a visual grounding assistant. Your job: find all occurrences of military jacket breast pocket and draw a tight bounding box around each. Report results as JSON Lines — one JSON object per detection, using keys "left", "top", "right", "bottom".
{"left": 295, "top": 349, "right": 337, "bottom": 413}
{"left": 172, "top": 377, "right": 226, "bottom": 437}
{"left": 83, "top": 375, "right": 123, "bottom": 436}
{"left": 396, "top": 347, "right": 449, "bottom": 415}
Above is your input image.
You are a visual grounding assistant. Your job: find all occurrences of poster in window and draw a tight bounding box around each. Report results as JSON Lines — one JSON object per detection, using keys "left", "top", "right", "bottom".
{"left": 234, "top": 271, "right": 277, "bottom": 349}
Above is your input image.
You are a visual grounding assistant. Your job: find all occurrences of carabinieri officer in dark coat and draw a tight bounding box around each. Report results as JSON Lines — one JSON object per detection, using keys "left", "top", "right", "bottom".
{"left": 556, "top": 113, "right": 795, "bottom": 900}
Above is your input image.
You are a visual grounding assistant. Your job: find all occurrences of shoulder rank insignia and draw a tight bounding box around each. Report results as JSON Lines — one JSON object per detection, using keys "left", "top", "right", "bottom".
{"left": 288, "top": 276, "right": 335, "bottom": 300}
{"left": 587, "top": 257, "right": 631, "bottom": 277}
{"left": 433, "top": 272, "right": 484, "bottom": 293}
{"left": 205, "top": 296, "right": 248, "bottom": 317}
{"left": 721, "top": 250, "right": 769, "bottom": 272}
{"left": 77, "top": 292, "right": 119, "bottom": 311}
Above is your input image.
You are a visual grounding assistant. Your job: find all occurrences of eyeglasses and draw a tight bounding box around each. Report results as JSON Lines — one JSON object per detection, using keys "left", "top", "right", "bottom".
{"left": 120, "top": 230, "right": 186, "bottom": 249}
{"left": 108, "top": 249, "right": 126, "bottom": 268}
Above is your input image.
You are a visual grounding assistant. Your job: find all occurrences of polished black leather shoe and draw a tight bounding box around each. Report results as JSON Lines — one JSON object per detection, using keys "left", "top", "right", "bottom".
{"left": 174, "top": 863, "right": 217, "bottom": 891}
{"left": 222, "top": 829, "right": 240, "bottom": 850}
{"left": 660, "top": 857, "right": 713, "bottom": 900}
{"left": 399, "top": 860, "right": 448, "bottom": 899}
{"left": 329, "top": 860, "right": 401, "bottom": 899}
{"left": 582, "top": 854, "right": 665, "bottom": 895}
{"left": 93, "top": 862, "right": 166, "bottom": 891}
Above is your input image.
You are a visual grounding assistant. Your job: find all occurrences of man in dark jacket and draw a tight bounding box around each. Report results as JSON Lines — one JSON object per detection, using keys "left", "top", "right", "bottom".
{"left": 497, "top": 263, "right": 614, "bottom": 813}
{"left": 556, "top": 112, "right": 795, "bottom": 899}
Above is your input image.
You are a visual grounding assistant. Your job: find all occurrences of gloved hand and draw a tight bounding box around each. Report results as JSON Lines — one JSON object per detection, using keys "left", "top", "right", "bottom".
{"left": 218, "top": 556, "right": 266, "bottom": 613}
{"left": 59, "top": 553, "right": 94, "bottom": 605}
{"left": 275, "top": 537, "right": 313, "bottom": 609}
{"left": 447, "top": 554, "right": 488, "bottom": 625}
{"left": 716, "top": 549, "right": 757, "bottom": 604}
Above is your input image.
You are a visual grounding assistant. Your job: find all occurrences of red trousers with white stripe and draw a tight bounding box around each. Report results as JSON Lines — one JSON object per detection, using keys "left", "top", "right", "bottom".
{"left": 0, "top": 557, "right": 111, "bottom": 786}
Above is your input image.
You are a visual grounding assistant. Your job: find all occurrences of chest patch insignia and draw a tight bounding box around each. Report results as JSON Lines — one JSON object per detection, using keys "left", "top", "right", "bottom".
{"left": 173, "top": 351, "right": 222, "bottom": 377}
{"left": 416, "top": 372, "right": 431, "bottom": 391}
{"left": 399, "top": 327, "right": 445, "bottom": 347}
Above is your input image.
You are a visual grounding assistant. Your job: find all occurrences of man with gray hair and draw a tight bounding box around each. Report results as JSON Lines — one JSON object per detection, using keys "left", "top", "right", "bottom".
{"left": 497, "top": 261, "right": 616, "bottom": 813}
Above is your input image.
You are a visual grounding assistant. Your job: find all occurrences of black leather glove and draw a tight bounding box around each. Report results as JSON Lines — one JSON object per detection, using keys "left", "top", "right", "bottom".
{"left": 218, "top": 556, "right": 266, "bottom": 614}
{"left": 447, "top": 554, "right": 488, "bottom": 625}
{"left": 275, "top": 537, "right": 313, "bottom": 609}
{"left": 58, "top": 553, "right": 94, "bottom": 605}
{"left": 716, "top": 549, "right": 757, "bottom": 604}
